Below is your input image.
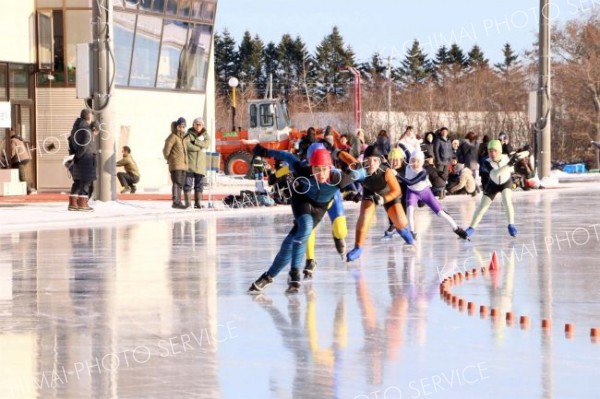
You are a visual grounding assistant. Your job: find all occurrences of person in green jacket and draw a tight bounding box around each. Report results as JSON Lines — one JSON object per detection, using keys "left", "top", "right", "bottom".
{"left": 183, "top": 117, "right": 210, "bottom": 208}
{"left": 116, "top": 146, "right": 141, "bottom": 193}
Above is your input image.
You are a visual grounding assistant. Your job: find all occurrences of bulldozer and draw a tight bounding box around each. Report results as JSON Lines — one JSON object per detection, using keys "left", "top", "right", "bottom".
{"left": 216, "top": 67, "right": 361, "bottom": 176}
{"left": 216, "top": 97, "right": 303, "bottom": 175}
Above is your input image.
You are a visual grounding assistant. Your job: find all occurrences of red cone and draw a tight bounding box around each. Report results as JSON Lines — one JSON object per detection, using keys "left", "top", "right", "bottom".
{"left": 489, "top": 251, "right": 500, "bottom": 271}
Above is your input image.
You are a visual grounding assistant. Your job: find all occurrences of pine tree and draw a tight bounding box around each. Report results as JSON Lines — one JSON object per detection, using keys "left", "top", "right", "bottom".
{"left": 447, "top": 43, "right": 468, "bottom": 68}
{"left": 238, "top": 32, "right": 264, "bottom": 96}
{"left": 467, "top": 45, "right": 489, "bottom": 69}
{"left": 214, "top": 29, "right": 238, "bottom": 95}
{"left": 399, "top": 39, "right": 432, "bottom": 85}
{"left": 262, "top": 41, "right": 279, "bottom": 95}
{"left": 494, "top": 43, "right": 520, "bottom": 74}
{"left": 313, "top": 26, "right": 356, "bottom": 104}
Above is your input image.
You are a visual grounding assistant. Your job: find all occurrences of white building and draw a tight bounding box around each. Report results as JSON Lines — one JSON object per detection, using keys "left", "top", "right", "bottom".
{"left": 0, "top": 0, "right": 217, "bottom": 193}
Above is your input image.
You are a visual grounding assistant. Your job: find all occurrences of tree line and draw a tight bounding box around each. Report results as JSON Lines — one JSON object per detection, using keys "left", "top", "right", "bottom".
{"left": 215, "top": 10, "right": 600, "bottom": 167}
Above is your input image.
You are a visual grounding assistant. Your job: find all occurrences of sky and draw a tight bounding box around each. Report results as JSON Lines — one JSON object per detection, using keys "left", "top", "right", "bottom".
{"left": 215, "top": 0, "right": 599, "bottom": 65}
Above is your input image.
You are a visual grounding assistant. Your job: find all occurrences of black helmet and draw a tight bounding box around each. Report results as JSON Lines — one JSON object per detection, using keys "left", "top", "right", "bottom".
{"left": 363, "top": 145, "right": 383, "bottom": 159}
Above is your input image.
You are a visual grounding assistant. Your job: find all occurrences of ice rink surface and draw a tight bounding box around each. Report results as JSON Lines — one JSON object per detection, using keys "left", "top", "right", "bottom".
{"left": 1, "top": 185, "right": 599, "bottom": 398}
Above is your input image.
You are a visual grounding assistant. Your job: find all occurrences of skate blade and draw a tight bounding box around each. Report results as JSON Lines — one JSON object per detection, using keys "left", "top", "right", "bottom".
{"left": 285, "top": 286, "right": 301, "bottom": 295}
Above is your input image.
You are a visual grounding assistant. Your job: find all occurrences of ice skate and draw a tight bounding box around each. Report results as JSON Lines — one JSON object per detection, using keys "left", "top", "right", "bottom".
{"left": 285, "top": 269, "right": 301, "bottom": 294}
{"left": 333, "top": 237, "right": 346, "bottom": 260}
{"left": 454, "top": 227, "right": 469, "bottom": 240}
{"left": 508, "top": 224, "right": 517, "bottom": 237}
{"left": 248, "top": 272, "right": 273, "bottom": 294}
{"left": 303, "top": 259, "right": 317, "bottom": 279}
{"left": 382, "top": 225, "right": 396, "bottom": 240}
{"left": 465, "top": 227, "right": 475, "bottom": 238}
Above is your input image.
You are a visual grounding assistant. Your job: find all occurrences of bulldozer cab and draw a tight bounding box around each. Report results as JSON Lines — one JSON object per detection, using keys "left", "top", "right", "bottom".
{"left": 247, "top": 99, "right": 291, "bottom": 143}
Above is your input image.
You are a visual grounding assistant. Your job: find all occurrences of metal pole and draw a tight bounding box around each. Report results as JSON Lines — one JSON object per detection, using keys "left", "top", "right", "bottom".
{"left": 536, "top": 0, "right": 552, "bottom": 178}
{"left": 93, "top": 0, "right": 115, "bottom": 201}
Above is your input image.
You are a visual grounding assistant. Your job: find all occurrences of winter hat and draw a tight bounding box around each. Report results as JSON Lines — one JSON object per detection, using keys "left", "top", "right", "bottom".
{"left": 363, "top": 145, "right": 383, "bottom": 159}
{"left": 487, "top": 139, "right": 502, "bottom": 153}
{"left": 80, "top": 109, "right": 91, "bottom": 119}
{"left": 306, "top": 142, "right": 326, "bottom": 161}
{"left": 388, "top": 147, "right": 404, "bottom": 161}
{"left": 309, "top": 148, "right": 333, "bottom": 167}
{"left": 176, "top": 117, "right": 187, "bottom": 126}
{"left": 409, "top": 150, "right": 425, "bottom": 163}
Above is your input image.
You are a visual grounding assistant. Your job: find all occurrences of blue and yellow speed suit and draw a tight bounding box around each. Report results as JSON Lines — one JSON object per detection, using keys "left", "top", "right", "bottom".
{"left": 262, "top": 149, "right": 356, "bottom": 279}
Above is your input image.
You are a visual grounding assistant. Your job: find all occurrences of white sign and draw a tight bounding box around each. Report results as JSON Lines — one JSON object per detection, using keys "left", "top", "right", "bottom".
{"left": 0, "top": 101, "right": 10, "bottom": 128}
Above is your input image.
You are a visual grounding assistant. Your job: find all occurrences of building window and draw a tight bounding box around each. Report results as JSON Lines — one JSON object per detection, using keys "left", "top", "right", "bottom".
{"left": 114, "top": 11, "right": 136, "bottom": 85}
{"left": 0, "top": 64, "right": 7, "bottom": 101}
{"left": 130, "top": 14, "right": 162, "bottom": 88}
{"left": 156, "top": 20, "right": 188, "bottom": 89}
{"left": 9, "top": 65, "right": 31, "bottom": 101}
{"left": 179, "top": 23, "right": 211, "bottom": 91}
{"left": 65, "top": 10, "right": 93, "bottom": 84}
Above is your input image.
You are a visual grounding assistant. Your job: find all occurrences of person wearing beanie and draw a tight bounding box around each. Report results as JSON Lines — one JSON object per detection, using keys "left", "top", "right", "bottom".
{"left": 248, "top": 143, "right": 358, "bottom": 294}
{"left": 382, "top": 146, "right": 409, "bottom": 238}
{"left": 337, "top": 145, "right": 415, "bottom": 262}
{"left": 396, "top": 150, "right": 469, "bottom": 240}
{"left": 465, "top": 139, "right": 528, "bottom": 238}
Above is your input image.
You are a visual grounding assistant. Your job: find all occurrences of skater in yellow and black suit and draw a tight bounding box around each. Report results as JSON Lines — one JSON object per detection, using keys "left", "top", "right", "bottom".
{"left": 338, "top": 145, "right": 415, "bottom": 262}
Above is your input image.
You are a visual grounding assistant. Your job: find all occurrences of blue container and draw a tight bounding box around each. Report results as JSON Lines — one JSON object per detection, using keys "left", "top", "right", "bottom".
{"left": 562, "top": 163, "right": 587, "bottom": 173}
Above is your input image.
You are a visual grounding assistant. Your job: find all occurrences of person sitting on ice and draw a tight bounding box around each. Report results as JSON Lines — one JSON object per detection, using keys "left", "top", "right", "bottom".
{"left": 337, "top": 145, "right": 415, "bottom": 262}
{"left": 397, "top": 150, "right": 468, "bottom": 240}
{"left": 465, "top": 139, "right": 529, "bottom": 238}
{"left": 248, "top": 143, "right": 358, "bottom": 294}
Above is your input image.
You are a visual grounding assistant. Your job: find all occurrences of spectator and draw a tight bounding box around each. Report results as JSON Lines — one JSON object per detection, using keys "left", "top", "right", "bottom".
{"left": 68, "top": 109, "right": 96, "bottom": 211}
{"left": 398, "top": 125, "right": 420, "bottom": 154}
{"left": 424, "top": 153, "right": 447, "bottom": 199}
{"left": 163, "top": 117, "right": 188, "bottom": 209}
{"left": 448, "top": 164, "right": 477, "bottom": 196}
{"left": 478, "top": 134, "right": 491, "bottom": 188}
{"left": 374, "top": 129, "right": 391, "bottom": 160}
{"left": 338, "top": 134, "right": 351, "bottom": 151}
{"left": 4, "top": 129, "right": 36, "bottom": 194}
{"left": 457, "top": 131, "right": 479, "bottom": 175}
{"left": 498, "top": 132, "right": 514, "bottom": 154}
{"left": 184, "top": 117, "right": 210, "bottom": 209}
{"left": 116, "top": 146, "right": 140, "bottom": 194}
{"left": 297, "top": 127, "right": 316, "bottom": 160}
{"left": 451, "top": 139, "right": 460, "bottom": 158}
{"left": 420, "top": 131, "right": 435, "bottom": 160}
{"left": 433, "top": 127, "right": 452, "bottom": 180}
{"left": 349, "top": 128, "right": 365, "bottom": 158}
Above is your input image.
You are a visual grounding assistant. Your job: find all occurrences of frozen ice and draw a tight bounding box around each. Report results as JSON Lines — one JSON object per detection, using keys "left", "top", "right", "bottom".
{"left": 0, "top": 184, "right": 599, "bottom": 398}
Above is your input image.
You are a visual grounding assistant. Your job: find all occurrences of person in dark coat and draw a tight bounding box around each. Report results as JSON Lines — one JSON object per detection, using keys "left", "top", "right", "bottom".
{"left": 457, "top": 131, "right": 479, "bottom": 175}
{"left": 68, "top": 109, "right": 97, "bottom": 211}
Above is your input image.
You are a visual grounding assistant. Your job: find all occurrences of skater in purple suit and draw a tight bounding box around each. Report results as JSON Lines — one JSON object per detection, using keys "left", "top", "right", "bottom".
{"left": 398, "top": 150, "right": 468, "bottom": 240}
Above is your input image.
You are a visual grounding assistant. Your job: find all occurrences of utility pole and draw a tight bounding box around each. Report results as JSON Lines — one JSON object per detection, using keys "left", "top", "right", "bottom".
{"left": 92, "top": 0, "right": 115, "bottom": 201}
{"left": 536, "top": 0, "right": 552, "bottom": 178}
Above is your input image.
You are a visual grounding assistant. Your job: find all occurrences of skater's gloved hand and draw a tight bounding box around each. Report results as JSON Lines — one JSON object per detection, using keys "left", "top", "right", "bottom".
{"left": 352, "top": 192, "right": 362, "bottom": 202}
{"left": 253, "top": 144, "right": 269, "bottom": 158}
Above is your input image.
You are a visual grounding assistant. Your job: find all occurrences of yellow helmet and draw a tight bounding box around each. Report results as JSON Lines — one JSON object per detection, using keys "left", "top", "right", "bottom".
{"left": 388, "top": 147, "right": 404, "bottom": 162}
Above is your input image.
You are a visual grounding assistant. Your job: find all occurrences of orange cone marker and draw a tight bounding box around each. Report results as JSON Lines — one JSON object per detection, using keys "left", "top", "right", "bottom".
{"left": 489, "top": 251, "right": 500, "bottom": 271}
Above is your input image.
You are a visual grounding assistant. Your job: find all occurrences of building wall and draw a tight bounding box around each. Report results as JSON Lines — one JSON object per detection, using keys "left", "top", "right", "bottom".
{"left": 0, "top": 0, "right": 36, "bottom": 63}
{"left": 110, "top": 88, "right": 210, "bottom": 192}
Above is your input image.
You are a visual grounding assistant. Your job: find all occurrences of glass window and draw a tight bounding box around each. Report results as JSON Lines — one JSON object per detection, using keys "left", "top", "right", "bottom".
{"left": 191, "top": 1, "right": 201, "bottom": 19}
{"left": 139, "top": 0, "right": 152, "bottom": 12}
{"left": 0, "top": 64, "right": 7, "bottom": 101}
{"left": 260, "top": 104, "right": 274, "bottom": 127}
{"left": 152, "top": 0, "right": 166, "bottom": 13}
{"left": 202, "top": 1, "right": 216, "bottom": 22}
{"left": 130, "top": 14, "right": 162, "bottom": 87}
{"left": 9, "top": 65, "right": 31, "bottom": 101}
{"left": 249, "top": 104, "right": 257, "bottom": 128}
{"left": 53, "top": 10, "right": 65, "bottom": 82}
{"left": 65, "top": 10, "right": 93, "bottom": 84}
{"left": 113, "top": 11, "right": 136, "bottom": 85}
{"left": 178, "top": 0, "right": 191, "bottom": 17}
{"left": 182, "top": 24, "right": 211, "bottom": 91}
{"left": 166, "top": 0, "right": 177, "bottom": 15}
{"left": 37, "top": 11, "right": 53, "bottom": 71}
{"left": 119, "top": 0, "right": 139, "bottom": 10}
{"left": 156, "top": 20, "right": 188, "bottom": 89}
{"left": 19, "top": 106, "right": 32, "bottom": 142}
